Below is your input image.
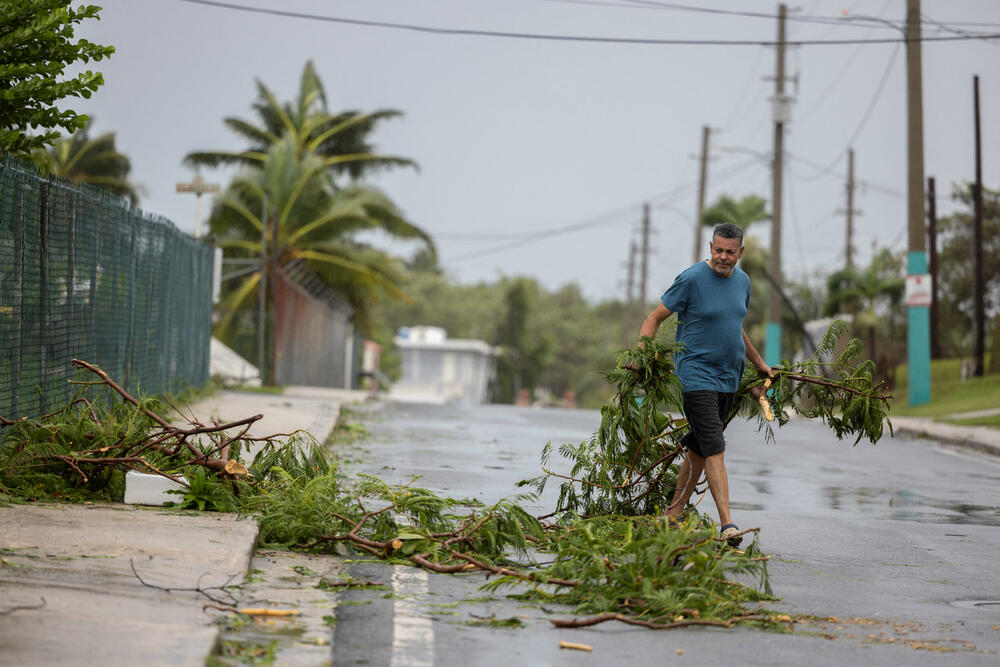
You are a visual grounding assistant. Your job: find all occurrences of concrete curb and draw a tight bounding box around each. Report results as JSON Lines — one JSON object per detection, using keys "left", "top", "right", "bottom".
{"left": 0, "top": 503, "right": 259, "bottom": 666}
{"left": 0, "top": 385, "right": 367, "bottom": 665}
{"left": 891, "top": 415, "right": 1000, "bottom": 458}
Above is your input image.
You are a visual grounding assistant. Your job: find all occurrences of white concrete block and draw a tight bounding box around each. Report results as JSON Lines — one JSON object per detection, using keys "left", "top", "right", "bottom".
{"left": 123, "top": 471, "right": 187, "bottom": 506}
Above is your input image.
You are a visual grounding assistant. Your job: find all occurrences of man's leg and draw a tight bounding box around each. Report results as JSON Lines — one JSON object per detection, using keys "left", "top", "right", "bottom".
{"left": 703, "top": 452, "right": 732, "bottom": 527}
{"left": 666, "top": 450, "right": 704, "bottom": 518}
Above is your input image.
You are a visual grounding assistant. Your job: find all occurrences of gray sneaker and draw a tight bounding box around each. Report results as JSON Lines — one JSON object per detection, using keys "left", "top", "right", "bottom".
{"left": 720, "top": 523, "right": 742, "bottom": 547}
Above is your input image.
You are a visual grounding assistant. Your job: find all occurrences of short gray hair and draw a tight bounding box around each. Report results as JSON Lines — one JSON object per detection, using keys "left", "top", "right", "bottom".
{"left": 712, "top": 223, "right": 744, "bottom": 246}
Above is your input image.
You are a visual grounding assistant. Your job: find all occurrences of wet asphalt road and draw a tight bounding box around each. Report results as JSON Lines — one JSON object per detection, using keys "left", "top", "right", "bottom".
{"left": 330, "top": 401, "right": 1000, "bottom": 666}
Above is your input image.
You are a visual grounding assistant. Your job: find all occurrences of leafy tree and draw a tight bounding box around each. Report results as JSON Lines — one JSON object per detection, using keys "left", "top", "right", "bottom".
{"left": 376, "top": 270, "right": 501, "bottom": 343}
{"left": 492, "top": 279, "right": 549, "bottom": 403}
{"left": 375, "top": 270, "right": 622, "bottom": 408}
{"left": 935, "top": 183, "right": 1000, "bottom": 359}
{"left": 532, "top": 284, "right": 620, "bottom": 404}
{"left": 0, "top": 1, "right": 114, "bottom": 156}
{"left": 185, "top": 60, "right": 414, "bottom": 181}
{"left": 31, "top": 118, "right": 139, "bottom": 203}
{"left": 824, "top": 248, "right": 905, "bottom": 370}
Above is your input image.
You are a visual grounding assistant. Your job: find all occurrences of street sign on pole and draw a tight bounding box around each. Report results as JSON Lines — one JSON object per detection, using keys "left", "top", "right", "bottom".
{"left": 176, "top": 174, "right": 221, "bottom": 239}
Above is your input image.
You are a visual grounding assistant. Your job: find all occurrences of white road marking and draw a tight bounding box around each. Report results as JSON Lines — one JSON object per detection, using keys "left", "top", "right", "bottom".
{"left": 390, "top": 565, "right": 434, "bottom": 667}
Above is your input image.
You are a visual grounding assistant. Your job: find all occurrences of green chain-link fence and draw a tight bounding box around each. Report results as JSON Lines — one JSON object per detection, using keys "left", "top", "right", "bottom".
{"left": 0, "top": 155, "right": 213, "bottom": 420}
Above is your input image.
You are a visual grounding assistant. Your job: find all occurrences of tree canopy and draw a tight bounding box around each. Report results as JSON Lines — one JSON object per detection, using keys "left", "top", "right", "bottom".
{"left": 935, "top": 183, "right": 1000, "bottom": 358}
{"left": 199, "top": 62, "right": 433, "bottom": 374}
{"left": 31, "top": 118, "right": 140, "bottom": 204}
{"left": 185, "top": 60, "right": 415, "bottom": 182}
{"left": 0, "top": 1, "right": 114, "bottom": 156}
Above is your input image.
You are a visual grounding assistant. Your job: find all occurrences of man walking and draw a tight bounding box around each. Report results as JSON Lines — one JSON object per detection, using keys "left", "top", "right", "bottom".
{"left": 639, "top": 222, "right": 772, "bottom": 546}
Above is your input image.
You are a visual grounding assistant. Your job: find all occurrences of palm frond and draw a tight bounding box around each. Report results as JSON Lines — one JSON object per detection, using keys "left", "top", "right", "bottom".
{"left": 222, "top": 117, "right": 278, "bottom": 147}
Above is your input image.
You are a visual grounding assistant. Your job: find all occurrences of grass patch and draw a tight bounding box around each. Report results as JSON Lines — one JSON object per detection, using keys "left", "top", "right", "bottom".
{"left": 942, "top": 414, "right": 1000, "bottom": 430}
{"left": 891, "top": 355, "right": 1000, "bottom": 418}
{"left": 228, "top": 384, "right": 286, "bottom": 395}
{"left": 325, "top": 408, "right": 371, "bottom": 448}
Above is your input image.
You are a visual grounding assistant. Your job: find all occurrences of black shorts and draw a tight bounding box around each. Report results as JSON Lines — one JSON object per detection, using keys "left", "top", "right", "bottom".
{"left": 680, "top": 390, "right": 736, "bottom": 458}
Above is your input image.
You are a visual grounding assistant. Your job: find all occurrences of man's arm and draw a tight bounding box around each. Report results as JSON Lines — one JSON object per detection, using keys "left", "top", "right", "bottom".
{"left": 639, "top": 303, "right": 673, "bottom": 345}
{"left": 742, "top": 329, "right": 774, "bottom": 397}
{"left": 742, "top": 329, "right": 770, "bottom": 373}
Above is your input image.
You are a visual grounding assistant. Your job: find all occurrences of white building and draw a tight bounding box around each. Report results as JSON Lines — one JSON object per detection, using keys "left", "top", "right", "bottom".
{"left": 389, "top": 326, "right": 498, "bottom": 405}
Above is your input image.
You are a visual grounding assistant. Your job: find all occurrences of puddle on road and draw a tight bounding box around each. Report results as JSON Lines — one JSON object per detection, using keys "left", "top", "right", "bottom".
{"left": 743, "top": 470, "right": 1000, "bottom": 527}
{"left": 951, "top": 600, "right": 1000, "bottom": 611}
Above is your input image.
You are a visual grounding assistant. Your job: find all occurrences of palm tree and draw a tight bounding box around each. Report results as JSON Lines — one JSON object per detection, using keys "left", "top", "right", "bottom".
{"left": 701, "top": 194, "right": 770, "bottom": 231}
{"left": 824, "top": 248, "right": 905, "bottom": 366}
{"left": 191, "top": 61, "right": 435, "bottom": 381}
{"left": 211, "top": 136, "right": 433, "bottom": 377}
{"left": 32, "top": 119, "right": 140, "bottom": 204}
{"left": 184, "top": 61, "right": 414, "bottom": 182}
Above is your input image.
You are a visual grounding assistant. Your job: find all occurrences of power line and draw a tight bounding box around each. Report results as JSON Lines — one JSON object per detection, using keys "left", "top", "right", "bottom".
{"left": 445, "top": 157, "right": 760, "bottom": 262}
{"left": 794, "top": 42, "right": 901, "bottom": 182}
{"left": 174, "top": 0, "right": 1000, "bottom": 47}
{"left": 551, "top": 0, "right": 1000, "bottom": 32}
{"left": 446, "top": 204, "right": 639, "bottom": 262}
{"left": 920, "top": 11, "right": 1000, "bottom": 49}
{"left": 721, "top": 46, "right": 767, "bottom": 132}
{"left": 785, "top": 159, "right": 808, "bottom": 278}
{"left": 796, "top": 0, "right": 894, "bottom": 125}
{"left": 785, "top": 151, "right": 904, "bottom": 199}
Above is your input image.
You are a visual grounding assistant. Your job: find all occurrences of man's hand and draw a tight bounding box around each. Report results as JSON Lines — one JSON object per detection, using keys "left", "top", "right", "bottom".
{"left": 749, "top": 365, "right": 774, "bottom": 400}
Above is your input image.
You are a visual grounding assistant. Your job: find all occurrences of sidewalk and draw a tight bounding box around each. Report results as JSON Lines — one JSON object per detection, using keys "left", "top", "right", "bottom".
{"left": 891, "top": 414, "right": 1000, "bottom": 457}
{"left": 0, "top": 386, "right": 366, "bottom": 667}
{"left": 172, "top": 386, "right": 369, "bottom": 452}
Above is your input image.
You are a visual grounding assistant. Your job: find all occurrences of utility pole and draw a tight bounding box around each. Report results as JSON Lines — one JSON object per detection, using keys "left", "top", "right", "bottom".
{"left": 905, "top": 0, "right": 930, "bottom": 405}
{"left": 973, "top": 74, "right": 985, "bottom": 377}
{"left": 693, "top": 125, "right": 710, "bottom": 264}
{"left": 927, "top": 177, "right": 940, "bottom": 359}
{"left": 624, "top": 240, "right": 637, "bottom": 345}
{"left": 846, "top": 149, "right": 857, "bottom": 268}
{"left": 835, "top": 148, "right": 861, "bottom": 269}
{"left": 765, "top": 3, "right": 789, "bottom": 366}
{"left": 639, "top": 202, "right": 651, "bottom": 314}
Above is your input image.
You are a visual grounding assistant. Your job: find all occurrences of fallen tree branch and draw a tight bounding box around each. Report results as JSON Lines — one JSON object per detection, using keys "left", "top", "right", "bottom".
{"left": 550, "top": 612, "right": 775, "bottom": 630}
{"left": 130, "top": 558, "right": 240, "bottom": 606}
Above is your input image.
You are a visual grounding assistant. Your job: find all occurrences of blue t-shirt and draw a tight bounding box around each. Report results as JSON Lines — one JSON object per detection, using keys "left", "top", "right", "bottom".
{"left": 660, "top": 261, "right": 751, "bottom": 392}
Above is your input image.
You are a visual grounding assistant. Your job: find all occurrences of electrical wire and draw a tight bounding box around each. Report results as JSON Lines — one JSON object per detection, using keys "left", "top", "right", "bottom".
{"left": 796, "top": 0, "right": 894, "bottom": 125}
{"left": 784, "top": 152, "right": 904, "bottom": 200}
{"left": 551, "top": 0, "right": 1000, "bottom": 32}
{"left": 784, "top": 158, "right": 808, "bottom": 277}
{"left": 794, "top": 42, "right": 901, "bottom": 182}
{"left": 920, "top": 11, "right": 1000, "bottom": 49}
{"left": 173, "top": 0, "right": 1000, "bottom": 47}
{"left": 720, "top": 46, "right": 767, "bottom": 132}
{"left": 444, "top": 156, "right": 761, "bottom": 262}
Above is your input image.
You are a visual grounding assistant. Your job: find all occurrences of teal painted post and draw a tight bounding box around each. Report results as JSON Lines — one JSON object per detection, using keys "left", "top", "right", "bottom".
{"left": 765, "top": 322, "right": 782, "bottom": 367}
{"left": 908, "top": 251, "right": 931, "bottom": 405}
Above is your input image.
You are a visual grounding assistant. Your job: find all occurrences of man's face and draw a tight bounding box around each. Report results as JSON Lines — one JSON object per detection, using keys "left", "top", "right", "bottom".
{"left": 708, "top": 235, "right": 744, "bottom": 277}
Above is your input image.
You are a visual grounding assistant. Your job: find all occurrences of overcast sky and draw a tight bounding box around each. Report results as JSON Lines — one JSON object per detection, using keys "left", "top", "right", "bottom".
{"left": 72, "top": 0, "right": 1000, "bottom": 303}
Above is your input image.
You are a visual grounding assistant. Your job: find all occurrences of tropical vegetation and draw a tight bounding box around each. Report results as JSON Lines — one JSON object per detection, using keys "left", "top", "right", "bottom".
{"left": 31, "top": 118, "right": 140, "bottom": 203}
{"left": 188, "top": 62, "right": 434, "bottom": 376}
{"left": 0, "top": 0, "right": 113, "bottom": 155}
